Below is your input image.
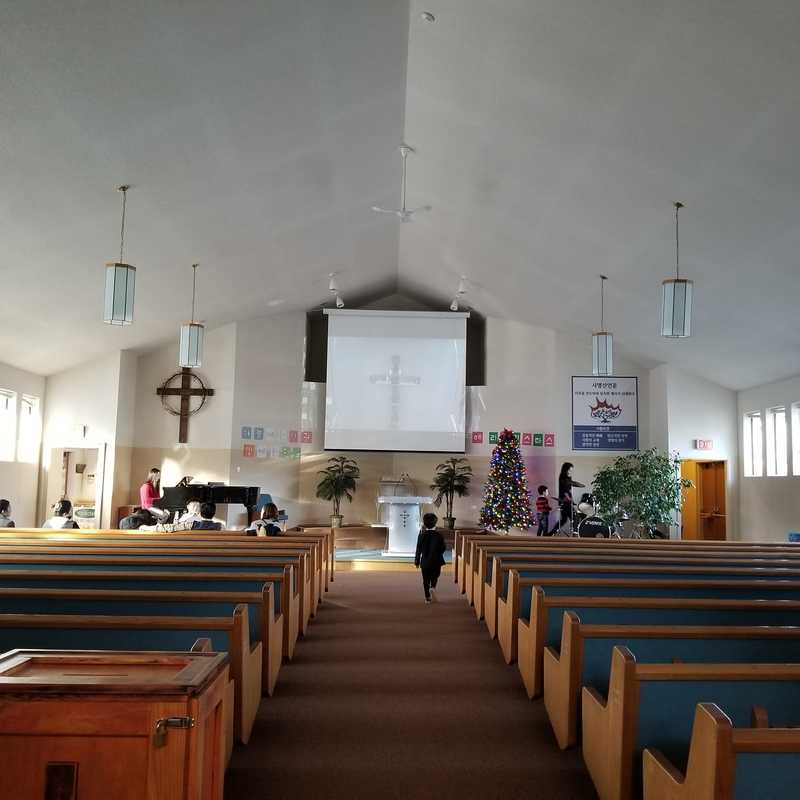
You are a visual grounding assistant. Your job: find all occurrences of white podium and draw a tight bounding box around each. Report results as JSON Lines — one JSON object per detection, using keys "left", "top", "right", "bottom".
{"left": 377, "top": 495, "right": 432, "bottom": 555}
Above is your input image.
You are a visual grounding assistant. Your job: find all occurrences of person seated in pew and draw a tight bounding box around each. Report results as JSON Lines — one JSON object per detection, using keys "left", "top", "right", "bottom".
{"left": 178, "top": 500, "right": 203, "bottom": 526}
{"left": 246, "top": 502, "right": 282, "bottom": 537}
{"left": 138, "top": 500, "right": 207, "bottom": 533}
{"left": 41, "top": 499, "right": 80, "bottom": 529}
{"left": 0, "top": 499, "right": 15, "bottom": 528}
{"left": 191, "top": 502, "right": 223, "bottom": 531}
{"left": 118, "top": 506, "right": 157, "bottom": 530}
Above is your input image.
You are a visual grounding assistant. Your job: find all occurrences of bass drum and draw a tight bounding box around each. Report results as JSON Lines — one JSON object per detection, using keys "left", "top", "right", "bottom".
{"left": 577, "top": 515, "right": 611, "bottom": 538}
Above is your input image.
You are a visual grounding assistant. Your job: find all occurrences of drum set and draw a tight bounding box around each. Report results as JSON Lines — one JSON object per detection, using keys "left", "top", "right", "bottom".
{"left": 544, "top": 493, "right": 613, "bottom": 538}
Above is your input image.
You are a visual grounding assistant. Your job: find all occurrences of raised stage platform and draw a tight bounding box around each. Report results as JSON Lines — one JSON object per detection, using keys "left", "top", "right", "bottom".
{"left": 334, "top": 548, "right": 454, "bottom": 572}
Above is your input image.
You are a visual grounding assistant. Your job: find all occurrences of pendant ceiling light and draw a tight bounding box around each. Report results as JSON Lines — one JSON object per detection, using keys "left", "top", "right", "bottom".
{"left": 179, "top": 263, "right": 204, "bottom": 368}
{"left": 592, "top": 275, "right": 613, "bottom": 376}
{"left": 104, "top": 185, "right": 136, "bottom": 325}
{"left": 661, "top": 201, "right": 693, "bottom": 338}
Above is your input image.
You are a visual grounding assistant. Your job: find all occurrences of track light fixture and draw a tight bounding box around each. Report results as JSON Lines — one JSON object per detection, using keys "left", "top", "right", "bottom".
{"left": 449, "top": 275, "right": 467, "bottom": 311}
{"left": 335, "top": 294, "right": 344, "bottom": 309}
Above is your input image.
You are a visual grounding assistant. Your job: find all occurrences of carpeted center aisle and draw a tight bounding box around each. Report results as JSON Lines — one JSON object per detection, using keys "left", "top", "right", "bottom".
{"left": 224, "top": 570, "right": 596, "bottom": 799}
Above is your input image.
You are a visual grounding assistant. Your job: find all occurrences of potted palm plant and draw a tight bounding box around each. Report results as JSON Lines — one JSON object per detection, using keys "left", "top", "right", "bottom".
{"left": 315, "top": 455, "right": 360, "bottom": 528}
{"left": 430, "top": 457, "right": 472, "bottom": 530}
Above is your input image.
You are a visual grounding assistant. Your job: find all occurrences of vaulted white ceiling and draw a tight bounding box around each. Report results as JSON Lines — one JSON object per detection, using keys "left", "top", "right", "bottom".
{"left": 2, "top": 1, "right": 799, "bottom": 389}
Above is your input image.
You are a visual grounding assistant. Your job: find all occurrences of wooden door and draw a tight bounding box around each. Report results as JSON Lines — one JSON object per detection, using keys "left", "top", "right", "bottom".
{"left": 680, "top": 460, "right": 699, "bottom": 540}
{"left": 698, "top": 461, "right": 727, "bottom": 540}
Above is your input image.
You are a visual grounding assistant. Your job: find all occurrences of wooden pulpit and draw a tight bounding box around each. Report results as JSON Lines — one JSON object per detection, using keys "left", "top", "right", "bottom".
{"left": 0, "top": 649, "right": 229, "bottom": 800}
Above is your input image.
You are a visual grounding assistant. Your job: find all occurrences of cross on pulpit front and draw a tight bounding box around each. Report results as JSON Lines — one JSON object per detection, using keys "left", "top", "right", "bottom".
{"left": 156, "top": 368, "right": 215, "bottom": 444}
{"left": 400, "top": 511, "right": 410, "bottom": 528}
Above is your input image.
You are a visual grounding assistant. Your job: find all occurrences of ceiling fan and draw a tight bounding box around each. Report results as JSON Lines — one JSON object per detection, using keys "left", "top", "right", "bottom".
{"left": 371, "top": 143, "right": 432, "bottom": 222}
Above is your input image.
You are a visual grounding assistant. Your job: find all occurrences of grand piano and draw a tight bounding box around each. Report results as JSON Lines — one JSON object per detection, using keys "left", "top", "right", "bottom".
{"left": 154, "top": 481, "right": 261, "bottom": 523}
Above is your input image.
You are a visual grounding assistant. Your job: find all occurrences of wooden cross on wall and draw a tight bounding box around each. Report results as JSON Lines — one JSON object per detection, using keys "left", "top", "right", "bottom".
{"left": 156, "top": 368, "right": 215, "bottom": 444}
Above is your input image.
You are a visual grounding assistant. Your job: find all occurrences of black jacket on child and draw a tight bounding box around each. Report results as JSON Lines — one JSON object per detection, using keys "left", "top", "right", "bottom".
{"left": 415, "top": 529, "right": 446, "bottom": 569}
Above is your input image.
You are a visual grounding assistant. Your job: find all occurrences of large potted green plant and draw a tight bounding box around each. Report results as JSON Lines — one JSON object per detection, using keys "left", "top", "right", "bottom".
{"left": 591, "top": 448, "right": 692, "bottom": 538}
{"left": 315, "top": 455, "right": 360, "bottom": 528}
{"left": 430, "top": 457, "right": 472, "bottom": 530}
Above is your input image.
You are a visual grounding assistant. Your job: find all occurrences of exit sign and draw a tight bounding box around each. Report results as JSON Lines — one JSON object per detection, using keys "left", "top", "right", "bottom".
{"left": 695, "top": 439, "right": 714, "bottom": 450}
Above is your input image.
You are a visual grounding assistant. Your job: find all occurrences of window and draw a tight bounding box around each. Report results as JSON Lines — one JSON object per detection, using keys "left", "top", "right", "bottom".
{"left": 17, "top": 394, "right": 41, "bottom": 464}
{"left": 743, "top": 411, "right": 763, "bottom": 477}
{"left": 793, "top": 403, "right": 800, "bottom": 477}
{"left": 766, "top": 406, "right": 788, "bottom": 476}
{"left": 0, "top": 390, "right": 17, "bottom": 462}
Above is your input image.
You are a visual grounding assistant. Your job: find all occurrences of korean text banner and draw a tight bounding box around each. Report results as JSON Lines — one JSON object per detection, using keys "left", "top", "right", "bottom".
{"left": 572, "top": 376, "right": 638, "bottom": 451}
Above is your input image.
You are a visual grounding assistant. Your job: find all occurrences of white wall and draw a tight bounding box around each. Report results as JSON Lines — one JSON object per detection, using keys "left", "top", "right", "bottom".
{"left": 132, "top": 324, "right": 236, "bottom": 451}
{"left": 738, "top": 375, "right": 800, "bottom": 541}
{"left": 41, "top": 351, "right": 123, "bottom": 527}
{"left": 0, "top": 360, "right": 46, "bottom": 527}
{"left": 227, "top": 311, "right": 656, "bottom": 527}
{"left": 227, "top": 312, "right": 306, "bottom": 525}
{"left": 662, "top": 365, "right": 739, "bottom": 539}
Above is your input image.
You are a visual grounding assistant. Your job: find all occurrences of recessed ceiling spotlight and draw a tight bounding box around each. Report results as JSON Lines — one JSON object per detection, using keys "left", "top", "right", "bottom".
{"left": 267, "top": 298, "right": 284, "bottom": 307}
{"left": 420, "top": 11, "right": 436, "bottom": 22}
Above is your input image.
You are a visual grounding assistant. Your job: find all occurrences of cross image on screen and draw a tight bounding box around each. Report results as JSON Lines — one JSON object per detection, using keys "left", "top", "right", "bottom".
{"left": 324, "top": 310, "right": 467, "bottom": 452}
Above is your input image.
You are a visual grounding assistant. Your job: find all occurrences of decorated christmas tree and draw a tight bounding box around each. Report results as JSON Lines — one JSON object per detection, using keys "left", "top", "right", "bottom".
{"left": 479, "top": 428, "right": 535, "bottom": 531}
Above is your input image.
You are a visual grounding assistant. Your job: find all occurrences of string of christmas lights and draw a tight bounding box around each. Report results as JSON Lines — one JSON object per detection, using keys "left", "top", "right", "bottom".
{"left": 479, "top": 428, "right": 534, "bottom": 531}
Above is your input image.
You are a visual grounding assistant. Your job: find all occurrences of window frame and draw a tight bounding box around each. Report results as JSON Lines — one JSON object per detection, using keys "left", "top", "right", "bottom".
{"left": 743, "top": 410, "right": 764, "bottom": 478}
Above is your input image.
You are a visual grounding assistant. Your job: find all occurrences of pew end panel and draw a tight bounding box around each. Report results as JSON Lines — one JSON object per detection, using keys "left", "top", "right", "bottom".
{"left": 543, "top": 611, "right": 584, "bottom": 750}
{"left": 517, "top": 585, "right": 547, "bottom": 698}
{"left": 643, "top": 703, "right": 735, "bottom": 800}
{"left": 581, "top": 646, "right": 640, "bottom": 800}
{"left": 497, "top": 567, "right": 521, "bottom": 664}
{"left": 642, "top": 703, "right": 800, "bottom": 800}
{"left": 258, "top": 583, "right": 283, "bottom": 696}
{"left": 230, "top": 604, "right": 262, "bottom": 746}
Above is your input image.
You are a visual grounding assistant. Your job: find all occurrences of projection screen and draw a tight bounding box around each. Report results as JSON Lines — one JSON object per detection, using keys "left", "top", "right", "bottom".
{"left": 324, "top": 309, "right": 468, "bottom": 452}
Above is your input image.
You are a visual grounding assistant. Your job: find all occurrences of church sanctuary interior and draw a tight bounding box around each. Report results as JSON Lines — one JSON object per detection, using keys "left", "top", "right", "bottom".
{"left": 3, "top": 1, "right": 800, "bottom": 798}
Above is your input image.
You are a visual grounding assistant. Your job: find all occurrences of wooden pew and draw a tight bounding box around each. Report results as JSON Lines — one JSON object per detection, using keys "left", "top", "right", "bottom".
{"left": 582, "top": 647, "right": 800, "bottom": 800}
{"left": 475, "top": 544, "right": 800, "bottom": 625}
{"left": 0, "top": 550, "right": 306, "bottom": 652}
{"left": 0, "top": 573, "right": 288, "bottom": 695}
{"left": 2, "top": 527, "right": 336, "bottom": 594}
{"left": 0, "top": 540, "right": 319, "bottom": 626}
{"left": 545, "top": 615, "right": 800, "bottom": 749}
{"left": 0, "top": 607, "right": 260, "bottom": 746}
{"left": 454, "top": 534, "right": 800, "bottom": 598}
{"left": 643, "top": 702, "right": 800, "bottom": 800}
{"left": 498, "top": 559, "right": 800, "bottom": 665}
{"left": 0, "top": 557, "right": 300, "bottom": 660}
{"left": 464, "top": 534, "right": 800, "bottom": 599}
{"left": 518, "top": 589, "right": 800, "bottom": 699}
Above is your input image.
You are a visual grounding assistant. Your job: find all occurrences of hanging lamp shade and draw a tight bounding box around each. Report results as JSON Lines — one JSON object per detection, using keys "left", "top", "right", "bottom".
{"left": 661, "top": 277, "right": 693, "bottom": 337}
{"left": 178, "top": 263, "right": 204, "bottom": 368}
{"left": 104, "top": 185, "right": 135, "bottom": 326}
{"left": 592, "top": 331, "right": 613, "bottom": 376}
{"left": 591, "top": 274, "right": 613, "bottom": 376}
{"left": 179, "top": 321, "right": 204, "bottom": 368}
{"left": 661, "top": 201, "right": 692, "bottom": 338}
{"left": 103, "top": 261, "right": 136, "bottom": 325}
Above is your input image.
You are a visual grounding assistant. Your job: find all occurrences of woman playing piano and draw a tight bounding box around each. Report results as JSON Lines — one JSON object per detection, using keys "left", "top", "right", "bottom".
{"left": 139, "top": 468, "right": 169, "bottom": 521}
